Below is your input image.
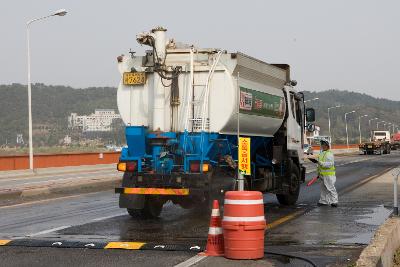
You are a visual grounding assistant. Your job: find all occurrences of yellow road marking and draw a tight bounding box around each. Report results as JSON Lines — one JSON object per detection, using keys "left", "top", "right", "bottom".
{"left": 104, "top": 242, "right": 146, "bottom": 250}
{"left": 266, "top": 210, "right": 304, "bottom": 230}
{"left": 0, "top": 240, "right": 11, "bottom": 246}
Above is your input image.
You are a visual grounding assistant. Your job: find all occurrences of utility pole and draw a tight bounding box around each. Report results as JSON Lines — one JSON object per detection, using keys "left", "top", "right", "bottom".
{"left": 26, "top": 9, "right": 67, "bottom": 170}
{"left": 345, "top": 111, "right": 356, "bottom": 150}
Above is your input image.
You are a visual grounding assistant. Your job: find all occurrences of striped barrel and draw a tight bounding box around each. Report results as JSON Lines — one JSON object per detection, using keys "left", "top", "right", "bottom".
{"left": 222, "top": 191, "right": 266, "bottom": 259}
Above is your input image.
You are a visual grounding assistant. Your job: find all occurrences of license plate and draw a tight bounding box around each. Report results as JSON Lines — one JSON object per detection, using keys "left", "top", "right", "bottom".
{"left": 123, "top": 72, "right": 146, "bottom": 85}
{"left": 368, "top": 145, "right": 372, "bottom": 148}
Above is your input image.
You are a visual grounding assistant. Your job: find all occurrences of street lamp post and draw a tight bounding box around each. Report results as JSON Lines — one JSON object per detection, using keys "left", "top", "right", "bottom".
{"left": 369, "top": 118, "right": 378, "bottom": 129}
{"left": 26, "top": 9, "right": 67, "bottom": 171}
{"left": 377, "top": 121, "right": 385, "bottom": 129}
{"left": 328, "top": 105, "right": 341, "bottom": 140}
{"left": 368, "top": 118, "right": 378, "bottom": 141}
{"left": 345, "top": 110, "right": 356, "bottom": 150}
{"left": 358, "top": 114, "right": 368, "bottom": 144}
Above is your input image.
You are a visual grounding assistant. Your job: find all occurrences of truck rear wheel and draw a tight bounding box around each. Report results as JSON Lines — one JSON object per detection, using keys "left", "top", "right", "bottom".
{"left": 127, "top": 196, "right": 163, "bottom": 218}
{"left": 276, "top": 163, "right": 300, "bottom": 206}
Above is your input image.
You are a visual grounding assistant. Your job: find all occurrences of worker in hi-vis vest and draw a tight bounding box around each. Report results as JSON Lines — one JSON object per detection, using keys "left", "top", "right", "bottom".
{"left": 317, "top": 139, "right": 338, "bottom": 207}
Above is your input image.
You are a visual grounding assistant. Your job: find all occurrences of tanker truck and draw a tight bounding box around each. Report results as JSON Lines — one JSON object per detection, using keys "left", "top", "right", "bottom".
{"left": 115, "top": 27, "right": 315, "bottom": 218}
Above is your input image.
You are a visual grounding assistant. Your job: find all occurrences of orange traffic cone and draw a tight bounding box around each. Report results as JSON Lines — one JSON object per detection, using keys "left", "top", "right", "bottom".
{"left": 203, "top": 200, "right": 224, "bottom": 256}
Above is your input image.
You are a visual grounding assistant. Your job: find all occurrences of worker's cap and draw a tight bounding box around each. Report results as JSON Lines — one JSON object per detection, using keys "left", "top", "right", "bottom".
{"left": 320, "top": 139, "right": 330, "bottom": 147}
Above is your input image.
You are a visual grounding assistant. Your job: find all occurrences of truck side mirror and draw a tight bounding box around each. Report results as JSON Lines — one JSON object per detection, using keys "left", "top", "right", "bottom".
{"left": 306, "top": 108, "right": 315, "bottom": 122}
{"left": 306, "top": 123, "right": 315, "bottom": 132}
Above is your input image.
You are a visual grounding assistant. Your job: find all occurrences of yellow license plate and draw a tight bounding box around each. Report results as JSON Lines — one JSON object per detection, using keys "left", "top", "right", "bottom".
{"left": 123, "top": 72, "right": 146, "bottom": 85}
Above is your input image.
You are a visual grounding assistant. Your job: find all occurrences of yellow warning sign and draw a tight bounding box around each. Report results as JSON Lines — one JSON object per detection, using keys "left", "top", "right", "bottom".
{"left": 238, "top": 137, "right": 251, "bottom": 175}
{"left": 104, "top": 242, "right": 146, "bottom": 250}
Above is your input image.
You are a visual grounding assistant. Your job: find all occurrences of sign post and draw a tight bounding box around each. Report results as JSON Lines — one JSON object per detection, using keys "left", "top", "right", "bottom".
{"left": 392, "top": 168, "right": 400, "bottom": 216}
{"left": 238, "top": 137, "right": 251, "bottom": 176}
{"left": 236, "top": 72, "right": 252, "bottom": 191}
{"left": 236, "top": 73, "right": 243, "bottom": 191}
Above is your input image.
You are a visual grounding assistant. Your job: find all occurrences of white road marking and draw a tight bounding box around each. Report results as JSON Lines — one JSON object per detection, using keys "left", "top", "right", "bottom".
{"left": 52, "top": 242, "right": 63, "bottom": 246}
{"left": 0, "top": 191, "right": 110, "bottom": 210}
{"left": 27, "top": 225, "right": 70, "bottom": 237}
{"left": 306, "top": 156, "right": 376, "bottom": 174}
{"left": 9, "top": 174, "right": 120, "bottom": 187}
{"left": 92, "top": 213, "right": 126, "bottom": 222}
{"left": 174, "top": 255, "right": 207, "bottom": 267}
{"left": 0, "top": 170, "right": 118, "bottom": 183}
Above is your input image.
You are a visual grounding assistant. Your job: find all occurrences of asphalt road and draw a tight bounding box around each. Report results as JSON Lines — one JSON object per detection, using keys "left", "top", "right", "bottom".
{"left": 0, "top": 152, "right": 399, "bottom": 266}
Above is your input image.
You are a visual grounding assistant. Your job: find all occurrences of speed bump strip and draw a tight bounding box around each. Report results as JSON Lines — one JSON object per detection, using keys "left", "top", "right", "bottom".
{"left": 0, "top": 239, "right": 203, "bottom": 252}
{"left": 8, "top": 239, "right": 108, "bottom": 249}
{"left": 104, "top": 242, "right": 146, "bottom": 250}
{"left": 0, "top": 240, "right": 11, "bottom": 246}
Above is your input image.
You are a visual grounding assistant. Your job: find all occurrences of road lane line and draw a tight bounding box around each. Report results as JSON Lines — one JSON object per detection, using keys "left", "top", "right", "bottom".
{"left": 174, "top": 255, "right": 207, "bottom": 267}
{"left": 266, "top": 210, "right": 305, "bottom": 230}
{"left": 340, "top": 167, "right": 394, "bottom": 195}
{"left": 0, "top": 240, "right": 11, "bottom": 245}
{"left": 0, "top": 174, "right": 119, "bottom": 187}
{"left": 0, "top": 170, "right": 119, "bottom": 183}
{"left": 273, "top": 166, "right": 396, "bottom": 230}
{"left": 27, "top": 225, "right": 71, "bottom": 237}
{"left": 305, "top": 156, "right": 377, "bottom": 174}
{"left": 92, "top": 213, "right": 126, "bottom": 222}
{"left": 0, "top": 191, "right": 113, "bottom": 210}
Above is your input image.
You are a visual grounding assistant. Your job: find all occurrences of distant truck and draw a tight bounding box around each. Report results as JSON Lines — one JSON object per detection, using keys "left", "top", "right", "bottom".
{"left": 359, "top": 130, "right": 391, "bottom": 155}
{"left": 391, "top": 132, "right": 400, "bottom": 150}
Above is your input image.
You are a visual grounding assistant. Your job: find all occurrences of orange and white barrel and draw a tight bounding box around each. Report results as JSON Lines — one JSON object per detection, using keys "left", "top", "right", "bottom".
{"left": 222, "top": 191, "right": 266, "bottom": 259}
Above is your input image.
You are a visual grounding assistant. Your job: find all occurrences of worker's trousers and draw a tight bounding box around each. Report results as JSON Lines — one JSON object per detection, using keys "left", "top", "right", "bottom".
{"left": 319, "top": 175, "right": 338, "bottom": 204}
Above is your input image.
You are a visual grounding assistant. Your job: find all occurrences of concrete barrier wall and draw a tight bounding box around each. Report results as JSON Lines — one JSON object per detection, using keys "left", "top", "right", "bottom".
{"left": 0, "top": 152, "right": 120, "bottom": 171}
{"left": 357, "top": 217, "right": 400, "bottom": 267}
{"left": 0, "top": 144, "right": 360, "bottom": 171}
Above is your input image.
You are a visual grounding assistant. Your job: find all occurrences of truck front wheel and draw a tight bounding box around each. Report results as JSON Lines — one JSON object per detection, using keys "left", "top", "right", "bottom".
{"left": 276, "top": 163, "right": 300, "bottom": 206}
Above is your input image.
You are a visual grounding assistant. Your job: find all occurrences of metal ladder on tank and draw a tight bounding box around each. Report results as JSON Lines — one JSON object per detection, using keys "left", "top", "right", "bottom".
{"left": 182, "top": 49, "right": 223, "bottom": 167}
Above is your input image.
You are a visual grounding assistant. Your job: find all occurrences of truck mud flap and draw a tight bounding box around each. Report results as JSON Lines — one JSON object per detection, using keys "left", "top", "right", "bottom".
{"left": 119, "top": 194, "right": 145, "bottom": 209}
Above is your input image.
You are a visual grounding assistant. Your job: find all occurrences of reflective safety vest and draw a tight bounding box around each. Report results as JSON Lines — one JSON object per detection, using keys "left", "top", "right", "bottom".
{"left": 317, "top": 150, "right": 336, "bottom": 176}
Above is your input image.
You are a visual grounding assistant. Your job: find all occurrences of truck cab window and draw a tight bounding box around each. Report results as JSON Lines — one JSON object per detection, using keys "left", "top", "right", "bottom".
{"left": 290, "top": 94, "right": 296, "bottom": 119}
{"left": 295, "top": 100, "right": 302, "bottom": 126}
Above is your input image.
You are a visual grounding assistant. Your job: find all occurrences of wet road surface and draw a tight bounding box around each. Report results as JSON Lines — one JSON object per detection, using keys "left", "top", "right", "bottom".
{"left": 0, "top": 152, "right": 399, "bottom": 266}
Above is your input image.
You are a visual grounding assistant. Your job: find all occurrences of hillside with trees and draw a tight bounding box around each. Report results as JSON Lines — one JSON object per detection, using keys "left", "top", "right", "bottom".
{"left": 0, "top": 83, "right": 121, "bottom": 147}
{"left": 303, "top": 90, "right": 400, "bottom": 143}
{"left": 0, "top": 84, "right": 399, "bottom": 148}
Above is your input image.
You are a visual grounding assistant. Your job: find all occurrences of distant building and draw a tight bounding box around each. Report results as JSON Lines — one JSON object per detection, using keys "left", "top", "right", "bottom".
{"left": 16, "top": 134, "right": 24, "bottom": 145}
{"left": 62, "top": 135, "right": 72, "bottom": 145}
{"left": 68, "top": 109, "right": 121, "bottom": 132}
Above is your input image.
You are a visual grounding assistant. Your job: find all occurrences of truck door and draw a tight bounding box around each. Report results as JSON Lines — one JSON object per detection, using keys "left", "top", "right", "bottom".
{"left": 286, "top": 90, "right": 303, "bottom": 159}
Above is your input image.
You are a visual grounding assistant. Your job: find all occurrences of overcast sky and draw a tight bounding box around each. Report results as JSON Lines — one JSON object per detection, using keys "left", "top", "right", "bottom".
{"left": 1, "top": 0, "right": 399, "bottom": 100}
